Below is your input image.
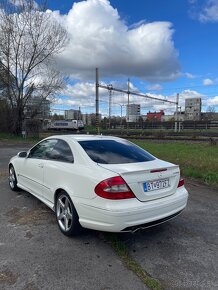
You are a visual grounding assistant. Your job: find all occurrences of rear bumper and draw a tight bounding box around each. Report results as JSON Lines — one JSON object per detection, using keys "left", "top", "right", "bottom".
{"left": 74, "top": 186, "right": 188, "bottom": 232}
{"left": 122, "top": 210, "right": 183, "bottom": 232}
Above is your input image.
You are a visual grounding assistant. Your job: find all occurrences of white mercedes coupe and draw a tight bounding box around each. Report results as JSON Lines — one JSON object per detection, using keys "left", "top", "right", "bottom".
{"left": 9, "top": 135, "right": 188, "bottom": 236}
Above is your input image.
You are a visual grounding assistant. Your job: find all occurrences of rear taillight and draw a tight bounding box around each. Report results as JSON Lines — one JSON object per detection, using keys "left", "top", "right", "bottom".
{"left": 178, "top": 178, "right": 184, "bottom": 188}
{"left": 95, "top": 176, "right": 135, "bottom": 200}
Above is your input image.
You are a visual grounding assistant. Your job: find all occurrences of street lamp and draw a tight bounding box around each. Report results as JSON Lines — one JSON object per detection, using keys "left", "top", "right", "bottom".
{"left": 178, "top": 106, "right": 182, "bottom": 132}
{"left": 107, "top": 84, "right": 113, "bottom": 129}
{"left": 117, "top": 104, "right": 125, "bottom": 126}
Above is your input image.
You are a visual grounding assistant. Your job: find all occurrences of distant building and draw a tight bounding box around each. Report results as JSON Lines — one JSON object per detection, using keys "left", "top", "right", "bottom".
{"left": 25, "top": 97, "right": 51, "bottom": 119}
{"left": 82, "top": 113, "right": 94, "bottom": 125}
{"left": 82, "top": 113, "right": 102, "bottom": 126}
{"left": 185, "top": 98, "right": 201, "bottom": 121}
{"left": 126, "top": 104, "right": 140, "bottom": 122}
{"left": 147, "top": 110, "right": 164, "bottom": 122}
{"left": 65, "top": 109, "right": 81, "bottom": 120}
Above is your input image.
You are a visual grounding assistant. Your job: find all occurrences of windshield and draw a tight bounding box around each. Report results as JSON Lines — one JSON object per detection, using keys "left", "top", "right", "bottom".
{"left": 78, "top": 139, "right": 155, "bottom": 164}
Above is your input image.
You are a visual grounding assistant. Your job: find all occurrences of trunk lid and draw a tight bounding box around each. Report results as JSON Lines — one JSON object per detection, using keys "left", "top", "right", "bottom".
{"left": 98, "top": 159, "right": 180, "bottom": 202}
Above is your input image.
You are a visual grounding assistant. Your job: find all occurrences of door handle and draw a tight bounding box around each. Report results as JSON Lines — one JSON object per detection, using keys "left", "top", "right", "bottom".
{"left": 38, "top": 163, "right": 44, "bottom": 168}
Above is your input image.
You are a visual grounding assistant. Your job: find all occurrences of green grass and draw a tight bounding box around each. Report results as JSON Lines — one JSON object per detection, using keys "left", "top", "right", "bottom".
{"left": 105, "top": 233, "right": 162, "bottom": 290}
{"left": 0, "top": 132, "right": 39, "bottom": 143}
{"left": 1, "top": 132, "right": 217, "bottom": 186}
{"left": 0, "top": 132, "right": 23, "bottom": 141}
{"left": 132, "top": 140, "right": 218, "bottom": 186}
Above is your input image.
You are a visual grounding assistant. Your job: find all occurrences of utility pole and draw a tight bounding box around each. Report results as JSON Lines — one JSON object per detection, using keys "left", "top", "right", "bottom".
{"left": 120, "top": 105, "right": 123, "bottom": 125}
{"left": 175, "top": 93, "right": 179, "bottom": 133}
{"left": 178, "top": 106, "right": 181, "bottom": 132}
{"left": 127, "top": 78, "right": 130, "bottom": 128}
{"left": 95, "top": 68, "right": 100, "bottom": 134}
{"left": 108, "top": 84, "right": 112, "bottom": 129}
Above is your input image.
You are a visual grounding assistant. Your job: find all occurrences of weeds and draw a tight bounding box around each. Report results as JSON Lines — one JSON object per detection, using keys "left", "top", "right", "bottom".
{"left": 133, "top": 140, "right": 218, "bottom": 186}
{"left": 105, "top": 233, "right": 162, "bottom": 290}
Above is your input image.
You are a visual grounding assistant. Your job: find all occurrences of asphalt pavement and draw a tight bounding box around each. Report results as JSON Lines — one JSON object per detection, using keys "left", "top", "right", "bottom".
{"left": 0, "top": 143, "right": 217, "bottom": 290}
{"left": 119, "top": 180, "right": 218, "bottom": 290}
{"left": 0, "top": 143, "right": 148, "bottom": 290}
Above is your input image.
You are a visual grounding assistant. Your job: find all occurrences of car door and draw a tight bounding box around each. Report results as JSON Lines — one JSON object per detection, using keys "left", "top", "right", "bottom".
{"left": 18, "top": 139, "right": 58, "bottom": 198}
{"left": 43, "top": 139, "right": 74, "bottom": 202}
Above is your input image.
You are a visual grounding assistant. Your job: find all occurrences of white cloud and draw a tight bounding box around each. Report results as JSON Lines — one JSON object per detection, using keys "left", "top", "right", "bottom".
{"left": 128, "top": 19, "right": 147, "bottom": 30}
{"left": 9, "top": 0, "right": 38, "bottom": 9}
{"left": 199, "top": 0, "right": 218, "bottom": 22}
{"left": 55, "top": 82, "right": 111, "bottom": 110}
{"left": 203, "top": 77, "right": 218, "bottom": 86}
{"left": 203, "top": 78, "right": 214, "bottom": 85}
{"left": 52, "top": 0, "right": 180, "bottom": 81}
{"left": 206, "top": 95, "right": 218, "bottom": 106}
{"left": 179, "top": 89, "right": 205, "bottom": 99}
{"left": 147, "top": 84, "right": 162, "bottom": 91}
{"left": 184, "top": 72, "right": 196, "bottom": 79}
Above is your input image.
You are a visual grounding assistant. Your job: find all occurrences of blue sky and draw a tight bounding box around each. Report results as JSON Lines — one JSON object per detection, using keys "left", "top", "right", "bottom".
{"left": 44, "top": 0, "right": 218, "bottom": 116}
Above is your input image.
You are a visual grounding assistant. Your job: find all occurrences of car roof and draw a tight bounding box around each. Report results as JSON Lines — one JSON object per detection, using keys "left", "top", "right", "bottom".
{"left": 46, "top": 134, "right": 122, "bottom": 142}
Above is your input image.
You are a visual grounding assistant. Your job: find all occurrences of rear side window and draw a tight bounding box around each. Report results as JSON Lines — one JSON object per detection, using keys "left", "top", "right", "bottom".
{"left": 78, "top": 139, "right": 155, "bottom": 164}
{"left": 49, "top": 140, "right": 74, "bottom": 163}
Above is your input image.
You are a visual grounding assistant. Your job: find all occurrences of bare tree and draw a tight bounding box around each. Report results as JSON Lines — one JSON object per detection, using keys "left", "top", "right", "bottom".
{"left": 207, "top": 106, "right": 216, "bottom": 113}
{"left": 0, "top": 0, "right": 68, "bottom": 134}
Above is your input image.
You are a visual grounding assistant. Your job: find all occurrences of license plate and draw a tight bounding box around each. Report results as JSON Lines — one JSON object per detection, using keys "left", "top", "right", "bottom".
{"left": 144, "top": 179, "right": 170, "bottom": 192}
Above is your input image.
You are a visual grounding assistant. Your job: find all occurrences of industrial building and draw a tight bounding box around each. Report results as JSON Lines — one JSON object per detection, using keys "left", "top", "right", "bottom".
{"left": 185, "top": 98, "right": 201, "bottom": 121}
{"left": 65, "top": 109, "right": 81, "bottom": 120}
{"left": 126, "top": 104, "right": 140, "bottom": 122}
{"left": 147, "top": 110, "right": 164, "bottom": 122}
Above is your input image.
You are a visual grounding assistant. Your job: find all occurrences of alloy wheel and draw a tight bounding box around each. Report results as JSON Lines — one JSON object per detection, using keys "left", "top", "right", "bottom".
{"left": 56, "top": 194, "right": 73, "bottom": 232}
{"left": 9, "top": 166, "right": 18, "bottom": 191}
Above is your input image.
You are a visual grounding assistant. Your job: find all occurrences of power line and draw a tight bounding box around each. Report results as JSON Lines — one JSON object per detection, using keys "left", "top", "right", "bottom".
{"left": 95, "top": 68, "right": 181, "bottom": 133}
{"left": 98, "top": 83, "right": 177, "bottom": 105}
{"left": 156, "top": 84, "right": 218, "bottom": 93}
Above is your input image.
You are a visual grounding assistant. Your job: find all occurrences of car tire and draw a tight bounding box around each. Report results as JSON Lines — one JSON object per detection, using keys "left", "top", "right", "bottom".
{"left": 55, "top": 191, "right": 81, "bottom": 236}
{"left": 9, "top": 165, "right": 19, "bottom": 191}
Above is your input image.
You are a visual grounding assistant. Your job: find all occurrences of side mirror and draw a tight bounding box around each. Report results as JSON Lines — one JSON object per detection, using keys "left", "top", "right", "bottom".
{"left": 18, "top": 151, "right": 27, "bottom": 158}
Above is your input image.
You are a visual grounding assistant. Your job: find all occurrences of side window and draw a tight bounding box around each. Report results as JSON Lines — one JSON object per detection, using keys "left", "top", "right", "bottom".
{"left": 28, "top": 139, "right": 58, "bottom": 159}
{"left": 48, "top": 140, "right": 74, "bottom": 163}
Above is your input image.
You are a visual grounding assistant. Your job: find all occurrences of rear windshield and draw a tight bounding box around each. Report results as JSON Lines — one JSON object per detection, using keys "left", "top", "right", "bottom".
{"left": 78, "top": 139, "right": 155, "bottom": 164}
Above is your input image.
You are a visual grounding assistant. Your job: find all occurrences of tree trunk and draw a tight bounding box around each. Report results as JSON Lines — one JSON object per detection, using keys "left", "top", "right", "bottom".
{"left": 12, "top": 105, "right": 24, "bottom": 135}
